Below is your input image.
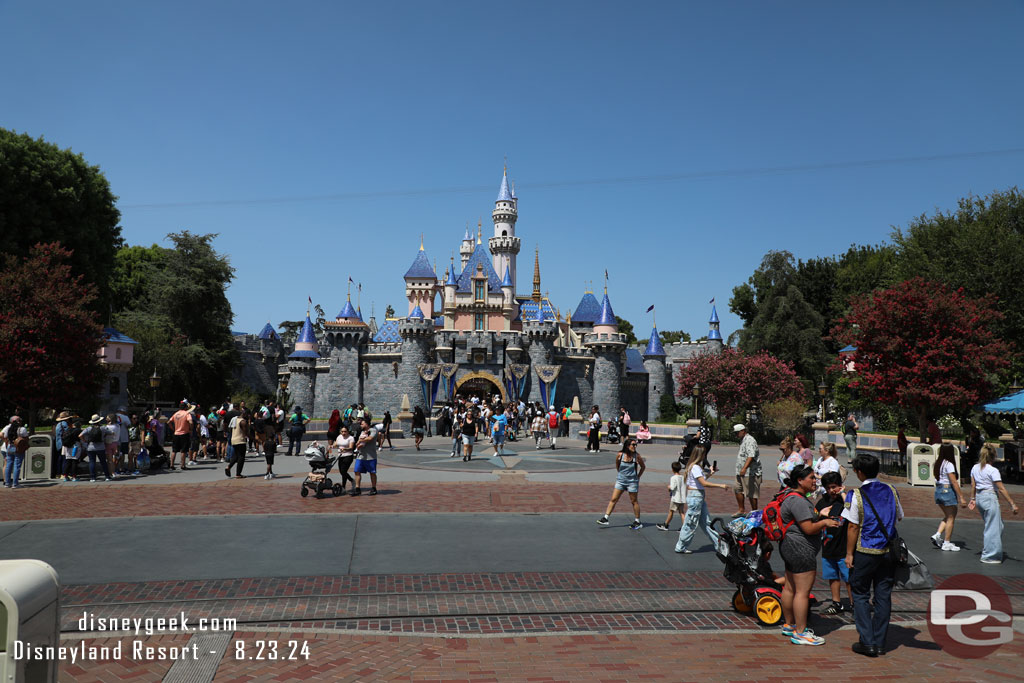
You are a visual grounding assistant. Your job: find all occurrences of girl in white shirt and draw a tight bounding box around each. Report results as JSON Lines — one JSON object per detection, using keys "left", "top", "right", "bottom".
{"left": 931, "top": 443, "right": 966, "bottom": 551}
{"left": 674, "top": 446, "right": 730, "bottom": 554}
{"left": 331, "top": 426, "right": 356, "bottom": 492}
{"left": 968, "top": 443, "right": 1019, "bottom": 563}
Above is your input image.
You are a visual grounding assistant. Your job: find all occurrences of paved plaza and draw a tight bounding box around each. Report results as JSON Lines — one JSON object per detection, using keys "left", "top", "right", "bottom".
{"left": 1, "top": 436, "right": 1022, "bottom": 681}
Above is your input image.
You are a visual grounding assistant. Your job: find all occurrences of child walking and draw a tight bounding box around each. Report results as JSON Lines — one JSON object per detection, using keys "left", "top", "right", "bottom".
{"left": 657, "top": 461, "right": 687, "bottom": 531}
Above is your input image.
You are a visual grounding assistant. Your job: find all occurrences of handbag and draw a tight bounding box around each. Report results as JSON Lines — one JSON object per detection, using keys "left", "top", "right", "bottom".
{"left": 860, "top": 486, "right": 909, "bottom": 567}
{"left": 894, "top": 549, "right": 934, "bottom": 590}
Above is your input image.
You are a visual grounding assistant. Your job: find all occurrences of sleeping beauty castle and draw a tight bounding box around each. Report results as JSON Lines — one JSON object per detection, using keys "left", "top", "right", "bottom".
{"left": 234, "top": 169, "right": 723, "bottom": 421}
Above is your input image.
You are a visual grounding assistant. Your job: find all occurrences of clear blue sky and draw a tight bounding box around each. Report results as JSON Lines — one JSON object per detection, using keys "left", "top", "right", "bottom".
{"left": 4, "top": 1, "right": 1023, "bottom": 341}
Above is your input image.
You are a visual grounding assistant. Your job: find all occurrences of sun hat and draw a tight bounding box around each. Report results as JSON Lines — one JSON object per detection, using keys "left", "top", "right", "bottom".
{"left": 733, "top": 424, "right": 746, "bottom": 433}
{"left": 57, "top": 411, "right": 73, "bottom": 421}
{"left": 89, "top": 414, "right": 104, "bottom": 425}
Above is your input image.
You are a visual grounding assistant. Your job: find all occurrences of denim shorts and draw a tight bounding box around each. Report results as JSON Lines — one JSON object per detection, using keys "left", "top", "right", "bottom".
{"left": 934, "top": 485, "right": 958, "bottom": 506}
{"left": 821, "top": 556, "right": 850, "bottom": 582}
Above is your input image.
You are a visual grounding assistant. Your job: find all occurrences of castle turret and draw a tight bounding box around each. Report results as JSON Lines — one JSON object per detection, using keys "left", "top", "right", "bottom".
{"left": 318, "top": 293, "right": 369, "bottom": 411}
{"left": 707, "top": 303, "right": 724, "bottom": 349}
{"left": 404, "top": 238, "right": 439, "bottom": 318}
{"left": 397, "top": 308, "right": 434, "bottom": 420}
{"left": 642, "top": 325, "right": 667, "bottom": 421}
{"left": 459, "top": 224, "right": 474, "bottom": 271}
{"left": 585, "top": 291, "right": 626, "bottom": 417}
{"left": 443, "top": 257, "right": 458, "bottom": 330}
{"left": 287, "top": 312, "right": 320, "bottom": 416}
{"left": 523, "top": 306, "right": 558, "bottom": 403}
{"left": 490, "top": 168, "right": 521, "bottom": 293}
{"left": 501, "top": 265, "right": 515, "bottom": 331}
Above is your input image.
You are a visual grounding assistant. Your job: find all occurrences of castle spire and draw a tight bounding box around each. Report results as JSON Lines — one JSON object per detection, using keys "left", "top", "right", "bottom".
{"left": 532, "top": 247, "right": 542, "bottom": 303}
{"left": 477, "top": 219, "right": 482, "bottom": 245}
{"left": 497, "top": 166, "right": 512, "bottom": 202}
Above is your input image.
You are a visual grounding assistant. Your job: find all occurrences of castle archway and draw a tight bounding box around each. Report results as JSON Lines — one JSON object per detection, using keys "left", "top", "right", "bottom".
{"left": 454, "top": 371, "right": 507, "bottom": 404}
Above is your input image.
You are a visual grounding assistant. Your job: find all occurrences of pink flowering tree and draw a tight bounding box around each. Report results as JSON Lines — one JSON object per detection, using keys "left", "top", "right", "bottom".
{"left": 675, "top": 347, "right": 805, "bottom": 430}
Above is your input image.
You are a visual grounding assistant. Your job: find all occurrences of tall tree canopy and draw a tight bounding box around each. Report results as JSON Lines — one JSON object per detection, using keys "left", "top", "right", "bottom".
{"left": 0, "top": 129, "right": 122, "bottom": 312}
{"left": 832, "top": 277, "right": 1012, "bottom": 438}
{"left": 0, "top": 243, "right": 106, "bottom": 419}
{"left": 111, "top": 232, "right": 237, "bottom": 405}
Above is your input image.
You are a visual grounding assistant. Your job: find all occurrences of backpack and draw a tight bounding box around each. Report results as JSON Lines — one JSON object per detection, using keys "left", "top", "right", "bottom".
{"left": 548, "top": 412, "right": 559, "bottom": 429}
{"left": 761, "top": 489, "right": 804, "bottom": 541}
{"left": 87, "top": 426, "right": 104, "bottom": 444}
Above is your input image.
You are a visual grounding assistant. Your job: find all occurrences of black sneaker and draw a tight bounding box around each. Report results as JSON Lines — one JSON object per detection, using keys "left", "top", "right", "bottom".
{"left": 655, "top": 523, "right": 669, "bottom": 531}
{"left": 369, "top": 488, "right": 378, "bottom": 496}
{"left": 351, "top": 487, "right": 361, "bottom": 496}
{"left": 629, "top": 520, "right": 642, "bottom": 530}
{"left": 596, "top": 517, "right": 609, "bottom": 526}
{"left": 822, "top": 601, "right": 845, "bottom": 615}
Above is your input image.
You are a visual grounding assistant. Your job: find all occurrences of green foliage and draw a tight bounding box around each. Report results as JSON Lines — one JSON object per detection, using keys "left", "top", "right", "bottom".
{"left": 111, "top": 231, "right": 237, "bottom": 406}
{"left": 761, "top": 398, "right": 807, "bottom": 434}
{"left": 660, "top": 330, "right": 690, "bottom": 344}
{"left": 615, "top": 316, "right": 637, "bottom": 344}
{"left": 278, "top": 321, "right": 302, "bottom": 346}
{"left": 658, "top": 393, "right": 680, "bottom": 422}
{"left": 385, "top": 304, "right": 396, "bottom": 319}
{"left": 0, "top": 129, "right": 122, "bottom": 313}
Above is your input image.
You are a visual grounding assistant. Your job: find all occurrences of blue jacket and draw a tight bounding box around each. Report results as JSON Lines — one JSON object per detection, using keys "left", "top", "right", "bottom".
{"left": 854, "top": 481, "right": 899, "bottom": 554}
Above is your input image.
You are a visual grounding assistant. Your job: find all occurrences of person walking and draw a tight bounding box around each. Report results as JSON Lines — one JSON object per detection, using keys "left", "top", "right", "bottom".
{"left": 596, "top": 437, "right": 645, "bottom": 530}
{"left": 732, "top": 424, "right": 762, "bottom": 516}
{"left": 531, "top": 411, "right": 546, "bottom": 449}
{"left": 842, "top": 413, "right": 859, "bottom": 463}
{"left": 674, "top": 446, "right": 730, "bottom": 552}
{"left": 843, "top": 454, "right": 905, "bottom": 658}
{"left": 619, "top": 407, "right": 631, "bottom": 441}
{"left": 330, "top": 424, "right": 356, "bottom": 491}
{"left": 930, "top": 443, "right": 967, "bottom": 551}
{"left": 352, "top": 416, "right": 378, "bottom": 496}
{"left": 546, "top": 405, "right": 559, "bottom": 449}
{"left": 490, "top": 405, "right": 508, "bottom": 457}
{"left": 168, "top": 401, "right": 193, "bottom": 471}
{"left": 327, "top": 409, "right": 342, "bottom": 447}
{"left": 968, "top": 443, "right": 1019, "bottom": 563}
{"left": 286, "top": 406, "right": 310, "bottom": 456}
{"left": 412, "top": 406, "right": 427, "bottom": 450}
{"left": 4, "top": 425, "right": 29, "bottom": 488}
{"left": 449, "top": 408, "right": 463, "bottom": 457}
{"left": 461, "top": 409, "right": 477, "bottom": 461}
{"left": 587, "top": 405, "right": 602, "bottom": 453}
{"left": 779, "top": 465, "right": 839, "bottom": 646}
{"left": 560, "top": 404, "right": 572, "bottom": 439}
{"left": 226, "top": 408, "right": 249, "bottom": 479}
{"left": 379, "top": 410, "right": 394, "bottom": 450}
{"left": 261, "top": 415, "right": 277, "bottom": 479}
{"left": 697, "top": 418, "right": 712, "bottom": 466}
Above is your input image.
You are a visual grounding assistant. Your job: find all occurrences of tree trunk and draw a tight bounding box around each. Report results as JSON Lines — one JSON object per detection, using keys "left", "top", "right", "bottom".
{"left": 916, "top": 406, "right": 928, "bottom": 443}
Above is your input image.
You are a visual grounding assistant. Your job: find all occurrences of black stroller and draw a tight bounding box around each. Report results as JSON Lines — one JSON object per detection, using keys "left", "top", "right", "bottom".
{"left": 300, "top": 443, "right": 344, "bottom": 498}
{"left": 603, "top": 417, "right": 621, "bottom": 444}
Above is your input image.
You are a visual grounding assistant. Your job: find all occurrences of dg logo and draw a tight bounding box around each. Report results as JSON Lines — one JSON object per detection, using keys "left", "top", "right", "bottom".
{"left": 928, "top": 574, "right": 1014, "bottom": 659}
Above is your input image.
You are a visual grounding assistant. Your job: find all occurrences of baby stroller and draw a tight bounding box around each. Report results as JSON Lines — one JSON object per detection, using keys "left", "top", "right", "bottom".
{"left": 603, "top": 418, "right": 621, "bottom": 444}
{"left": 710, "top": 515, "right": 816, "bottom": 626}
{"left": 300, "top": 443, "right": 344, "bottom": 498}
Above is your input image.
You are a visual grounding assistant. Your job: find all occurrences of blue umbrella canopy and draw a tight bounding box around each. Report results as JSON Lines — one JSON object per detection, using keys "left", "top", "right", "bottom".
{"left": 982, "top": 389, "right": 1024, "bottom": 415}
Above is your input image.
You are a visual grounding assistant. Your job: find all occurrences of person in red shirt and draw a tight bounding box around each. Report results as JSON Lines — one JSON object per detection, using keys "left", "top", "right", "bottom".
{"left": 927, "top": 419, "right": 942, "bottom": 445}
{"left": 169, "top": 401, "right": 194, "bottom": 471}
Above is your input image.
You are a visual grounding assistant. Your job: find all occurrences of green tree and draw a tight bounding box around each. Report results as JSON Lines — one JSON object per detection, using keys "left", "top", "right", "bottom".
{"left": 111, "top": 231, "right": 237, "bottom": 405}
{"left": 0, "top": 129, "right": 122, "bottom": 312}
{"left": 832, "top": 244, "right": 897, "bottom": 316}
{"left": 739, "top": 284, "right": 829, "bottom": 380}
{"left": 615, "top": 316, "right": 637, "bottom": 344}
{"left": 385, "top": 304, "right": 396, "bottom": 319}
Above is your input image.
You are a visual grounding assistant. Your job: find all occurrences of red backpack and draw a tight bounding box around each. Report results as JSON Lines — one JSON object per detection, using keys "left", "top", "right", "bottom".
{"left": 548, "top": 412, "right": 559, "bottom": 429}
{"left": 761, "top": 490, "right": 804, "bottom": 541}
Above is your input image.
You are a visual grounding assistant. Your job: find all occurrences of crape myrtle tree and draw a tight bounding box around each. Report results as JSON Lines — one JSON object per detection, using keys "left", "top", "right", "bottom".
{"left": 675, "top": 347, "right": 804, "bottom": 437}
{"left": 0, "top": 243, "right": 106, "bottom": 426}
{"left": 831, "top": 277, "right": 1012, "bottom": 440}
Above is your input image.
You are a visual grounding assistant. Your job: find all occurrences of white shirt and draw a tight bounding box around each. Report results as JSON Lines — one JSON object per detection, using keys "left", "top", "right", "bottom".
{"left": 936, "top": 460, "right": 956, "bottom": 486}
{"left": 814, "top": 456, "right": 840, "bottom": 480}
{"left": 669, "top": 473, "right": 686, "bottom": 503}
{"left": 685, "top": 463, "right": 705, "bottom": 491}
{"left": 199, "top": 414, "right": 209, "bottom": 438}
{"left": 841, "top": 479, "right": 905, "bottom": 525}
{"left": 334, "top": 434, "right": 355, "bottom": 455}
{"left": 590, "top": 412, "right": 601, "bottom": 426}
{"left": 971, "top": 463, "right": 1001, "bottom": 492}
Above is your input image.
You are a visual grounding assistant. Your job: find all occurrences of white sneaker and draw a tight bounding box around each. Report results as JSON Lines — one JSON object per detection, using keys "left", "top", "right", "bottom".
{"left": 930, "top": 533, "right": 942, "bottom": 548}
{"left": 941, "top": 541, "right": 960, "bottom": 552}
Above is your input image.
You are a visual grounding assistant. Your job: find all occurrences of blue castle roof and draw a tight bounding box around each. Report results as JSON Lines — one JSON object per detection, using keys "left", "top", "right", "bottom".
{"left": 572, "top": 292, "right": 601, "bottom": 323}
{"left": 595, "top": 293, "right": 616, "bottom": 326}
{"left": 337, "top": 299, "right": 358, "bottom": 319}
{"left": 409, "top": 305, "right": 425, "bottom": 320}
{"left": 502, "top": 266, "right": 513, "bottom": 288}
{"left": 373, "top": 319, "right": 401, "bottom": 343}
{"left": 404, "top": 249, "right": 436, "bottom": 279}
{"left": 515, "top": 298, "right": 556, "bottom": 323}
{"left": 357, "top": 306, "right": 363, "bottom": 322}
{"left": 446, "top": 264, "right": 458, "bottom": 285}
{"left": 644, "top": 326, "right": 666, "bottom": 356}
{"left": 625, "top": 348, "right": 648, "bottom": 374}
{"left": 709, "top": 305, "right": 720, "bottom": 324}
{"left": 257, "top": 322, "right": 278, "bottom": 340}
{"left": 103, "top": 327, "right": 138, "bottom": 344}
{"left": 455, "top": 242, "right": 502, "bottom": 294}
{"left": 296, "top": 315, "right": 316, "bottom": 343}
{"left": 288, "top": 350, "right": 320, "bottom": 358}
{"left": 497, "top": 171, "right": 512, "bottom": 201}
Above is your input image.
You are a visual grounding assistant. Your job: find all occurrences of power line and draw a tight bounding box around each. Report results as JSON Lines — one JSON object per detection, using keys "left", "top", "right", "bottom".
{"left": 120, "top": 146, "right": 1024, "bottom": 210}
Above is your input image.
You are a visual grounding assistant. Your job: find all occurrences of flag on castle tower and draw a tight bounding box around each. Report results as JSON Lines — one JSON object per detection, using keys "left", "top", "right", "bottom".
{"left": 709, "top": 297, "right": 715, "bottom": 305}
{"left": 646, "top": 305, "right": 655, "bottom": 313}
{"left": 348, "top": 277, "right": 354, "bottom": 284}
{"left": 307, "top": 296, "right": 312, "bottom": 306}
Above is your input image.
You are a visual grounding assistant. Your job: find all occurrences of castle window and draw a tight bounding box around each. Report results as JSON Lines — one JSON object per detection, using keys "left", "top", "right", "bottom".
{"left": 474, "top": 281, "right": 485, "bottom": 301}
{"left": 502, "top": 230, "right": 507, "bottom": 237}
{"left": 115, "top": 347, "right": 122, "bottom": 360}
{"left": 475, "top": 314, "right": 485, "bottom": 331}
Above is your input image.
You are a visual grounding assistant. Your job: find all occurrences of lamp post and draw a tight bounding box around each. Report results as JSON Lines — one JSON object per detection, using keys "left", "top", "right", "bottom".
{"left": 1011, "top": 377, "right": 1022, "bottom": 394}
{"left": 149, "top": 369, "right": 161, "bottom": 412}
{"left": 817, "top": 379, "right": 828, "bottom": 423}
{"left": 279, "top": 376, "right": 289, "bottom": 405}
{"left": 692, "top": 383, "right": 701, "bottom": 421}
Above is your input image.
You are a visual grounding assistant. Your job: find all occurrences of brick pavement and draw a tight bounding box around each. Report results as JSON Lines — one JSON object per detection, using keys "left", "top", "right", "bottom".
{"left": 2, "top": 477, "right": 1019, "bottom": 521}
{"left": 60, "top": 629, "right": 1024, "bottom": 682}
